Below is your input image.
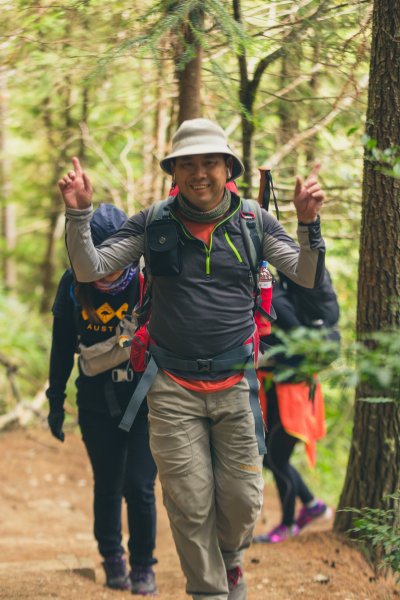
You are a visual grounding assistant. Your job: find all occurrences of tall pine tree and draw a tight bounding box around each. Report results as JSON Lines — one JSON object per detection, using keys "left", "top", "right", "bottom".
{"left": 334, "top": 0, "right": 400, "bottom": 537}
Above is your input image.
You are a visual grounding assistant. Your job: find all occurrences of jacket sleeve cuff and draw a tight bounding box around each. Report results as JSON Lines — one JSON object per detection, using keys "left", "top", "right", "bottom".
{"left": 45, "top": 392, "right": 66, "bottom": 412}
{"left": 297, "top": 215, "right": 325, "bottom": 251}
{"left": 298, "top": 214, "right": 320, "bottom": 228}
{"left": 65, "top": 206, "right": 93, "bottom": 220}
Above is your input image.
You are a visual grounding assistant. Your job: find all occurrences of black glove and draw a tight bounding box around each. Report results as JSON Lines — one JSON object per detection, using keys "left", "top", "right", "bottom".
{"left": 48, "top": 409, "right": 65, "bottom": 442}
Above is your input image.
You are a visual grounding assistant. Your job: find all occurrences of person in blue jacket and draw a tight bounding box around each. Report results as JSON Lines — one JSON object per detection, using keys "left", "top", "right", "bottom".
{"left": 46, "top": 203, "right": 158, "bottom": 595}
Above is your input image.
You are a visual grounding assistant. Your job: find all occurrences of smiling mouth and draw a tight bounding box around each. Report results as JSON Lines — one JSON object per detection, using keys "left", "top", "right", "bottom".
{"left": 191, "top": 184, "right": 210, "bottom": 191}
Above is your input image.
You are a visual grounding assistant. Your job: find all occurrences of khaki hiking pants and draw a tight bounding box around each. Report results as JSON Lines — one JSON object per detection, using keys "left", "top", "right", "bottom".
{"left": 147, "top": 370, "right": 264, "bottom": 600}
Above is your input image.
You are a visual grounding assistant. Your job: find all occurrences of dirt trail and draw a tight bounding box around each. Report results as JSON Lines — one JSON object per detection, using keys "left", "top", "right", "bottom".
{"left": 0, "top": 427, "right": 397, "bottom": 600}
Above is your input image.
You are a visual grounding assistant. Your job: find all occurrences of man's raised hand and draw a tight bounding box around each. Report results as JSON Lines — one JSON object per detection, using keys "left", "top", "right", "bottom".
{"left": 58, "top": 157, "right": 93, "bottom": 209}
{"left": 293, "top": 163, "right": 325, "bottom": 224}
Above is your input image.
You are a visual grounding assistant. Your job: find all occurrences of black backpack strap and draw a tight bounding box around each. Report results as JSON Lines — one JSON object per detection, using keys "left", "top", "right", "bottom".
{"left": 146, "top": 196, "right": 176, "bottom": 226}
{"left": 144, "top": 196, "right": 176, "bottom": 278}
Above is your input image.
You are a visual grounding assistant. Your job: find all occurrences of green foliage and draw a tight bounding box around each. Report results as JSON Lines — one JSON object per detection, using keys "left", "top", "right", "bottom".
{"left": 109, "top": 0, "right": 248, "bottom": 69}
{"left": 0, "top": 288, "right": 79, "bottom": 420}
{"left": 0, "top": 289, "right": 52, "bottom": 408}
{"left": 363, "top": 135, "right": 400, "bottom": 179}
{"left": 346, "top": 491, "right": 400, "bottom": 580}
{"left": 265, "top": 326, "right": 341, "bottom": 384}
{"left": 337, "top": 331, "right": 400, "bottom": 401}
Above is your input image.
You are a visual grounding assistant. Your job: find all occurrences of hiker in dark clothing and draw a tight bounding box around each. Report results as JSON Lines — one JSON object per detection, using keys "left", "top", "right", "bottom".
{"left": 253, "top": 270, "right": 340, "bottom": 543}
{"left": 46, "top": 204, "right": 158, "bottom": 595}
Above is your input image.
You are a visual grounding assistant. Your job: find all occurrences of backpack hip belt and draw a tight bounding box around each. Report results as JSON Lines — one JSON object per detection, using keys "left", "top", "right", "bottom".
{"left": 119, "top": 341, "right": 266, "bottom": 455}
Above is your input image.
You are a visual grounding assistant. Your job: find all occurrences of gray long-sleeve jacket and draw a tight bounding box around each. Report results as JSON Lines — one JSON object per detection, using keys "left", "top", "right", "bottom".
{"left": 65, "top": 195, "right": 325, "bottom": 361}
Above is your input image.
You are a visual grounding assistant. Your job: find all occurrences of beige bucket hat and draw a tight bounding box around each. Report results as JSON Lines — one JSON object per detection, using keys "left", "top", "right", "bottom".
{"left": 160, "top": 118, "right": 245, "bottom": 180}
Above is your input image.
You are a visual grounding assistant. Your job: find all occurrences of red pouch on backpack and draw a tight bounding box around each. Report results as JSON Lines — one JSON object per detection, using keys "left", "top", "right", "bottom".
{"left": 130, "top": 325, "right": 151, "bottom": 372}
{"left": 254, "top": 310, "right": 272, "bottom": 337}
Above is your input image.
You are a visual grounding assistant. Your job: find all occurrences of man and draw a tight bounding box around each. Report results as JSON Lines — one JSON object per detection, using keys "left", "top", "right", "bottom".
{"left": 60, "top": 118, "right": 325, "bottom": 600}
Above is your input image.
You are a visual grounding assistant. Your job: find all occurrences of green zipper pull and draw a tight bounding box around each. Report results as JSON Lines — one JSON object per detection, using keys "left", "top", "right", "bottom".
{"left": 205, "top": 247, "right": 211, "bottom": 276}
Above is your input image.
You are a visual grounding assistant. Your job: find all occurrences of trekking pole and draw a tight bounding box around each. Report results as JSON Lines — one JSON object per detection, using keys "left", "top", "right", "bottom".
{"left": 257, "top": 167, "right": 280, "bottom": 220}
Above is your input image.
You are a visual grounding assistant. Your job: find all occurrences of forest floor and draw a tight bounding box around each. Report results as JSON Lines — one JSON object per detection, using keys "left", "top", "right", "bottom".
{"left": 0, "top": 426, "right": 398, "bottom": 600}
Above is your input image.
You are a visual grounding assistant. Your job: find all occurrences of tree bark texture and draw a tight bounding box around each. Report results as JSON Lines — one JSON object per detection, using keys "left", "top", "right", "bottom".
{"left": 305, "top": 42, "right": 320, "bottom": 166}
{"left": 240, "top": 113, "right": 254, "bottom": 196}
{"left": 334, "top": 0, "right": 400, "bottom": 534}
{"left": 151, "top": 57, "right": 169, "bottom": 202}
{"left": 39, "top": 208, "right": 62, "bottom": 314}
{"left": 176, "top": 10, "right": 204, "bottom": 124}
{"left": 278, "top": 54, "right": 300, "bottom": 179}
{"left": 0, "top": 67, "right": 16, "bottom": 291}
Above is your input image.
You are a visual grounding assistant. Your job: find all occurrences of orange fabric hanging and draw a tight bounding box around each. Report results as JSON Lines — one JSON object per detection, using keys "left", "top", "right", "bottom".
{"left": 275, "top": 381, "right": 326, "bottom": 467}
{"left": 256, "top": 373, "right": 326, "bottom": 468}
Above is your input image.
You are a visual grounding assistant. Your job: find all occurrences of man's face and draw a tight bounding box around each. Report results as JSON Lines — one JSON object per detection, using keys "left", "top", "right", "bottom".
{"left": 172, "top": 153, "right": 231, "bottom": 211}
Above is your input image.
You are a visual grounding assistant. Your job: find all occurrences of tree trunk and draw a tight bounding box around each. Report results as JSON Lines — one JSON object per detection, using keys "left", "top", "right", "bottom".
{"left": 39, "top": 206, "right": 62, "bottom": 314}
{"left": 0, "top": 67, "right": 16, "bottom": 291}
{"left": 334, "top": 0, "right": 400, "bottom": 535}
{"left": 176, "top": 9, "right": 204, "bottom": 124}
{"left": 305, "top": 42, "right": 320, "bottom": 166}
{"left": 241, "top": 113, "right": 254, "bottom": 196}
{"left": 79, "top": 85, "right": 89, "bottom": 162}
{"left": 151, "top": 58, "right": 169, "bottom": 202}
{"left": 1, "top": 204, "right": 16, "bottom": 291}
{"left": 277, "top": 54, "right": 300, "bottom": 180}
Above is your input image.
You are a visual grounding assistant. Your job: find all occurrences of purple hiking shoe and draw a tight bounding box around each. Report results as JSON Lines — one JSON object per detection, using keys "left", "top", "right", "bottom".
{"left": 130, "top": 565, "right": 158, "bottom": 596}
{"left": 296, "top": 500, "right": 332, "bottom": 530}
{"left": 102, "top": 554, "right": 131, "bottom": 590}
{"left": 253, "top": 523, "right": 300, "bottom": 544}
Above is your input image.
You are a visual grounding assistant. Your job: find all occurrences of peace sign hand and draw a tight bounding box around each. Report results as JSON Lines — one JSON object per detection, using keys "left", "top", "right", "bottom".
{"left": 293, "top": 163, "right": 325, "bottom": 224}
{"left": 58, "top": 157, "right": 93, "bottom": 209}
